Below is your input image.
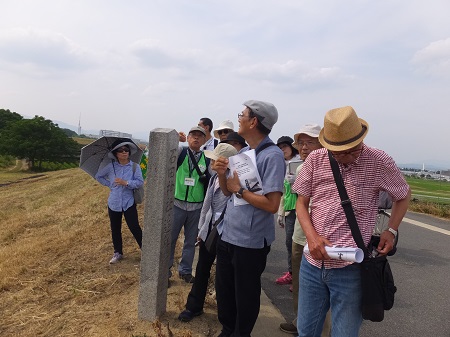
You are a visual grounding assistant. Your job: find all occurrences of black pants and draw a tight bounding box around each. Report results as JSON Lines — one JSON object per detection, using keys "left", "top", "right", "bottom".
{"left": 185, "top": 240, "right": 216, "bottom": 312}
{"left": 108, "top": 204, "right": 142, "bottom": 254}
{"left": 215, "top": 236, "right": 270, "bottom": 337}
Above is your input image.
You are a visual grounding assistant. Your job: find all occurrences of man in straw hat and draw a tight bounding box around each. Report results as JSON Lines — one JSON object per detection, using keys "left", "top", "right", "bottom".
{"left": 292, "top": 106, "right": 411, "bottom": 336}
{"left": 213, "top": 100, "right": 285, "bottom": 337}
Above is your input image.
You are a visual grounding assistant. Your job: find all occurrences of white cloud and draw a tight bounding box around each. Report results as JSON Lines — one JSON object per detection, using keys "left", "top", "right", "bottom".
{"left": 130, "top": 39, "right": 203, "bottom": 71}
{"left": 234, "top": 60, "right": 351, "bottom": 90}
{"left": 412, "top": 38, "right": 450, "bottom": 77}
{"left": 0, "top": 28, "right": 97, "bottom": 77}
{"left": 142, "top": 82, "right": 187, "bottom": 97}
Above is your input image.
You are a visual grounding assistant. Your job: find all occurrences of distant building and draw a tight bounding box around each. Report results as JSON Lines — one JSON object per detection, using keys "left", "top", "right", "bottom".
{"left": 99, "top": 130, "right": 132, "bottom": 138}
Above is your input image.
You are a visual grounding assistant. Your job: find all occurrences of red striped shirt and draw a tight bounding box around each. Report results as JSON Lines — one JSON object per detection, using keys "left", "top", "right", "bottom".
{"left": 292, "top": 144, "right": 409, "bottom": 269}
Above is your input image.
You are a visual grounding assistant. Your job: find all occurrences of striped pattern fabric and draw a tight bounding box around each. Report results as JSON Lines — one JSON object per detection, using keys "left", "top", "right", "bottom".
{"left": 292, "top": 144, "right": 409, "bottom": 269}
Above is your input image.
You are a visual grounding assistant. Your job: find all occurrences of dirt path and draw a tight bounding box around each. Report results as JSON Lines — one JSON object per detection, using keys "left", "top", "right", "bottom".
{"left": 8, "top": 158, "right": 30, "bottom": 171}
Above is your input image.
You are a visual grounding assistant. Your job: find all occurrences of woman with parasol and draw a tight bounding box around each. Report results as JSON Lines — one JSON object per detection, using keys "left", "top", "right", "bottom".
{"left": 95, "top": 138, "right": 144, "bottom": 264}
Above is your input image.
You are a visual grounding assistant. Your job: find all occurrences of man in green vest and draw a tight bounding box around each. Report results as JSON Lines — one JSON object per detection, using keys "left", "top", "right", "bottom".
{"left": 170, "top": 126, "right": 210, "bottom": 284}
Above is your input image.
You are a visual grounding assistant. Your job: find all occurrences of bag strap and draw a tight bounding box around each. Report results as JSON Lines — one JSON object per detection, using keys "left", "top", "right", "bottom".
{"left": 132, "top": 161, "right": 137, "bottom": 181}
{"left": 328, "top": 151, "right": 368, "bottom": 256}
{"left": 255, "top": 141, "right": 276, "bottom": 155}
{"left": 212, "top": 203, "right": 227, "bottom": 228}
{"left": 177, "top": 147, "right": 188, "bottom": 169}
{"left": 187, "top": 148, "right": 207, "bottom": 177}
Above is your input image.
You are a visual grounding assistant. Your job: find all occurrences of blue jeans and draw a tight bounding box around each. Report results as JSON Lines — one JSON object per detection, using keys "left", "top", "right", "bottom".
{"left": 169, "top": 205, "right": 201, "bottom": 276}
{"left": 297, "top": 256, "right": 362, "bottom": 337}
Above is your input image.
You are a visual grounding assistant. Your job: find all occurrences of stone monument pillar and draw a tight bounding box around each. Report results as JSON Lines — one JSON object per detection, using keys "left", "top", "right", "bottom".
{"left": 138, "top": 128, "right": 178, "bottom": 321}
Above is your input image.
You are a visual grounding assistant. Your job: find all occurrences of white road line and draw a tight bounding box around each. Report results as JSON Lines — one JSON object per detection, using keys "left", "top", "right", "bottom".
{"left": 403, "top": 217, "right": 450, "bottom": 236}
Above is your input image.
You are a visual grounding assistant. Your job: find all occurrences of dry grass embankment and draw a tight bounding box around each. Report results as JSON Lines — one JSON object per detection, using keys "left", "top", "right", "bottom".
{"left": 0, "top": 168, "right": 220, "bottom": 337}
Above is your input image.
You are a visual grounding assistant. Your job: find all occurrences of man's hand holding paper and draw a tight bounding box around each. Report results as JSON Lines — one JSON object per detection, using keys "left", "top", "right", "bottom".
{"left": 227, "top": 149, "right": 264, "bottom": 206}
{"left": 304, "top": 243, "right": 364, "bottom": 263}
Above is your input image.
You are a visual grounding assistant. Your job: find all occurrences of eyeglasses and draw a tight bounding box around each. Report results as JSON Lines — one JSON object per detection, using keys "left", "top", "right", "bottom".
{"left": 116, "top": 148, "right": 130, "bottom": 153}
{"left": 297, "top": 141, "right": 320, "bottom": 147}
{"left": 330, "top": 148, "right": 362, "bottom": 157}
{"left": 238, "top": 113, "right": 252, "bottom": 120}
{"left": 218, "top": 129, "right": 231, "bottom": 135}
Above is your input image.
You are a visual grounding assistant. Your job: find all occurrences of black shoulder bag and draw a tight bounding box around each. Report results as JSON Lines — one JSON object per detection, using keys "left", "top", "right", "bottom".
{"left": 204, "top": 204, "right": 226, "bottom": 254}
{"left": 328, "top": 151, "right": 396, "bottom": 322}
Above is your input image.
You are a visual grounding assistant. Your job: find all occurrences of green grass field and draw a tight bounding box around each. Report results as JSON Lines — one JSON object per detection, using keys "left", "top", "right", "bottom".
{"left": 72, "top": 136, "right": 97, "bottom": 145}
{"left": 405, "top": 176, "right": 450, "bottom": 204}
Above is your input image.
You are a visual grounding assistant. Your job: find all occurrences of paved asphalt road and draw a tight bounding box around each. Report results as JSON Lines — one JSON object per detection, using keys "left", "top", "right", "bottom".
{"left": 262, "top": 211, "right": 450, "bottom": 336}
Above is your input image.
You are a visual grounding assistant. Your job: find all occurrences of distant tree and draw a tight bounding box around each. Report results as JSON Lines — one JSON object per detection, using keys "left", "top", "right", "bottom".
{"left": 0, "top": 115, "right": 81, "bottom": 169}
{"left": 0, "top": 108, "right": 23, "bottom": 131}
{"left": 61, "top": 128, "right": 78, "bottom": 137}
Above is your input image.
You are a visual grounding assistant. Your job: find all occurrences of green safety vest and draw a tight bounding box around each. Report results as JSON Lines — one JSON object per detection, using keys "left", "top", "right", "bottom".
{"left": 283, "top": 179, "right": 297, "bottom": 211}
{"left": 174, "top": 152, "right": 208, "bottom": 203}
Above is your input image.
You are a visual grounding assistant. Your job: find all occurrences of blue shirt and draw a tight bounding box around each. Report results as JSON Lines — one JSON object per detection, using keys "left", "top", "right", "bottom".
{"left": 95, "top": 161, "right": 144, "bottom": 212}
{"left": 221, "top": 136, "right": 286, "bottom": 248}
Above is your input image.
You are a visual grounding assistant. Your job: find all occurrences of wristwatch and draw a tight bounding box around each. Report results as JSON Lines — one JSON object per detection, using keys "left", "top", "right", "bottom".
{"left": 387, "top": 227, "right": 398, "bottom": 239}
{"left": 235, "top": 187, "right": 245, "bottom": 199}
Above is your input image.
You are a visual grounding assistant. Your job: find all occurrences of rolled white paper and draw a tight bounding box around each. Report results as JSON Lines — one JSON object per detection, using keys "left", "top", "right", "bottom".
{"left": 304, "top": 244, "right": 364, "bottom": 263}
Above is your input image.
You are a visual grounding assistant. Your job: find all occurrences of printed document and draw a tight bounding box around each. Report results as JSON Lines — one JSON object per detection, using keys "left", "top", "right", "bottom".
{"left": 228, "top": 149, "right": 263, "bottom": 206}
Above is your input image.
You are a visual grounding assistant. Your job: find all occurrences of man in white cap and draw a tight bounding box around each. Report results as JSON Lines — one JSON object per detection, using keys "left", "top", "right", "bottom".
{"left": 279, "top": 124, "right": 331, "bottom": 336}
{"left": 170, "top": 126, "right": 210, "bottom": 284}
{"left": 213, "top": 120, "right": 234, "bottom": 142}
{"left": 293, "top": 106, "right": 410, "bottom": 337}
{"left": 213, "top": 100, "right": 285, "bottom": 337}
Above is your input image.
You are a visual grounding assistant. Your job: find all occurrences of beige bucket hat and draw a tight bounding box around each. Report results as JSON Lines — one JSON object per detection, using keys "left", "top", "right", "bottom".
{"left": 319, "top": 106, "right": 369, "bottom": 151}
{"left": 204, "top": 143, "right": 237, "bottom": 161}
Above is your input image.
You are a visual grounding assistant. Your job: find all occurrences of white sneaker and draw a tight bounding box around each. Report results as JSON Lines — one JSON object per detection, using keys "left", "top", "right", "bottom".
{"left": 109, "top": 252, "right": 123, "bottom": 264}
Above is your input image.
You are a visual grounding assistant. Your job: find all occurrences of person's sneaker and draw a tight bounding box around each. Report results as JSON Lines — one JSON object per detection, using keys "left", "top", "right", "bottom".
{"left": 109, "top": 252, "right": 123, "bottom": 264}
{"left": 279, "top": 322, "right": 298, "bottom": 334}
{"left": 178, "top": 309, "right": 203, "bottom": 322}
{"left": 276, "top": 271, "right": 292, "bottom": 285}
{"left": 179, "top": 273, "right": 195, "bottom": 283}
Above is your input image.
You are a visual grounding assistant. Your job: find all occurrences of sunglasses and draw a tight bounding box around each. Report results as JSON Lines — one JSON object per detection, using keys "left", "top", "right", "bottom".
{"left": 116, "top": 147, "right": 130, "bottom": 153}
{"left": 218, "top": 129, "right": 231, "bottom": 135}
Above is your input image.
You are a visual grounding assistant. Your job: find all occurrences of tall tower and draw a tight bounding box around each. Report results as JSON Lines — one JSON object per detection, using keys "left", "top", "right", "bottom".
{"left": 78, "top": 113, "right": 81, "bottom": 135}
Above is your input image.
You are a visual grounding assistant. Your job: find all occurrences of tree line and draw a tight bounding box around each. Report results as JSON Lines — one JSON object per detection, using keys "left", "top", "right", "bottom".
{"left": 0, "top": 108, "right": 81, "bottom": 170}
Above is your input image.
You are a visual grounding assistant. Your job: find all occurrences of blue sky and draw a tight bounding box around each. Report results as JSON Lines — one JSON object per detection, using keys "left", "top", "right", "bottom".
{"left": 1, "top": 0, "right": 449, "bottom": 167}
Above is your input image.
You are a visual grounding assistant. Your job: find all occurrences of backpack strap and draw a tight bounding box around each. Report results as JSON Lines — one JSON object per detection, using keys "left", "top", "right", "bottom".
{"left": 177, "top": 147, "right": 188, "bottom": 170}
{"left": 255, "top": 141, "right": 276, "bottom": 155}
{"left": 213, "top": 138, "right": 219, "bottom": 148}
{"left": 187, "top": 148, "right": 207, "bottom": 176}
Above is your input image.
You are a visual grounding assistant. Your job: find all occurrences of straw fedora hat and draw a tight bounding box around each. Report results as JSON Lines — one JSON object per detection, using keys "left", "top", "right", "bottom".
{"left": 318, "top": 106, "right": 369, "bottom": 151}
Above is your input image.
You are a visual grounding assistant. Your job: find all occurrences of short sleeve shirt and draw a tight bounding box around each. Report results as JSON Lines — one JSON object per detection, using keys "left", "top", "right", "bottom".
{"left": 221, "top": 136, "right": 286, "bottom": 248}
{"left": 292, "top": 145, "right": 410, "bottom": 269}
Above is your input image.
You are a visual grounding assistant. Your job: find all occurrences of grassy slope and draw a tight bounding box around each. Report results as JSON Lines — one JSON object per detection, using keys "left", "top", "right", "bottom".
{"left": 0, "top": 168, "right": 219, "bottom": 337}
